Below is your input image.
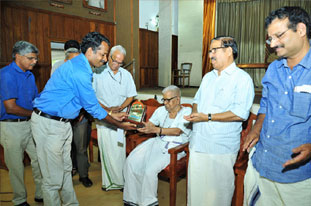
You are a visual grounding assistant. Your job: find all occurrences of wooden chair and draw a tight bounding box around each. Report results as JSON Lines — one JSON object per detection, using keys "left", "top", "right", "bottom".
{"left": 232, "top": 112, "right": 257, "bottom": 206}
{"left": 126, "top": 99, "right": 192, "bottom": 206}
{"left": 172, "top": 63, "right": 192, "bottom": 87}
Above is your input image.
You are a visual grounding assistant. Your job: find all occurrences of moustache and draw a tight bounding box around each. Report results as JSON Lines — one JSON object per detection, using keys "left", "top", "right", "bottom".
{"left": 30, "top": 64, "right": 36, "bottom": 66}
{"left": 211, "top": 57, "right": 216, "bottom": 61}
{"left": 271, "top": 45, "right": 284, "bottom": 50}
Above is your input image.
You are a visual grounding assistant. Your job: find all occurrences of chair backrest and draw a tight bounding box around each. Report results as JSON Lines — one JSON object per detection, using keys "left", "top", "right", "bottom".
{"left": 141, "top": 98, "right": 163, "bottom": 122}
{"left": 181, "top": 63, "right": 192, "bottom": 75}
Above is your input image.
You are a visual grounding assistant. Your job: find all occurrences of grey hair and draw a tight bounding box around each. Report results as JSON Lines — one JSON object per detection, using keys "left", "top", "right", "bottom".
{"left": 162, "top": 85, "right": 181, "bottom": 97}
{"left": 65, "top": 48, "right": 80, "bottom": 60}
{"left": 12, "top": 41, "right": 39, "bottom": 60}
{"left": 109, "top": 45, "right": 126, "bottom": 57}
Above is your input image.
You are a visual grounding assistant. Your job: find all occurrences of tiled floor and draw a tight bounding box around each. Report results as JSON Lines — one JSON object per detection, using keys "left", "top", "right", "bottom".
{"left": 0, "top": 145, "right": 187, "bottom": 206}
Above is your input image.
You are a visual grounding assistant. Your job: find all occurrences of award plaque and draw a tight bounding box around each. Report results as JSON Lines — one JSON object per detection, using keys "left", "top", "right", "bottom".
{"left": 125, "top": 100, "right": 146, "bottom": 125}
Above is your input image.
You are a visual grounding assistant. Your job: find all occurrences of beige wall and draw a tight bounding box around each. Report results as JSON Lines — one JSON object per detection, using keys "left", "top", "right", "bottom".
{"left": 178, "top": 0, "right": 203, "bottom": 86}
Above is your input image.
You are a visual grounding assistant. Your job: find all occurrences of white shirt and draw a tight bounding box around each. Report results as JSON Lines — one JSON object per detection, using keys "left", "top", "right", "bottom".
{"left": 92, "top": 65, "right": 137, "bottom": 111}
{"left": 190, "top": 62, "right": 254, "bottom": 154}
{"left": 149, "top": 106, "right": 192, "bottom": 144}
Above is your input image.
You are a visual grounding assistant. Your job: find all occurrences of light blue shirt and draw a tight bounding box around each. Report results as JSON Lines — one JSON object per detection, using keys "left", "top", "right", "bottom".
{"left": 92, "top": 65, "right": 137, "bottom": 110}
{"left": 33, "top": 54, "right": 107, "bottom": 120}
{"left": 252, "top": 48, "right": 311, "bottom": 183}
{"left": 190, "top": 62, "right": 254, "bottom": 154}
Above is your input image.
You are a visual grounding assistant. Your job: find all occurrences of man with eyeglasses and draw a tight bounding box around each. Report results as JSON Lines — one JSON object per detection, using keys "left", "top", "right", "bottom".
{"left": 31, "top": 33, "right": 135, "bottom": 206}
{"left": 243, "top": 7, "right": 311, "bottom": 205}
{"left": 0, "top": 41, "right": 43, "bottom": 206}
{"left": 184, "top": 36, "right": 254, "bottom": 206}
{"left": 123, "top": 85, "right": 191, "bottom": 206}
{"left": 92, "top": 45, "right": 137, "bottom": 191}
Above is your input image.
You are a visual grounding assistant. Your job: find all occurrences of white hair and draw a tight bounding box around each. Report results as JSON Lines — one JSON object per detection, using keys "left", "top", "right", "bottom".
{"left": 162, "top": 85, "right": 181, "bottom": 97}
{"left": 109, "top": 45, "right": 126, "bottom": 57}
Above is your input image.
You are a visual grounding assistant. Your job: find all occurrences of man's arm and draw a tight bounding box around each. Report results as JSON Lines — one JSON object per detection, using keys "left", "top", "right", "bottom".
{"left": 184, "top": 110, "right": 243, "bottom": 122}
{"left": 3, "top": 99, "right": 32, "bottom": 117}
{"left": 110, "top": 96, "right": 134, "bottom": 112}
{"left": 242, "top": 113, "right": 265, "bottom": 152}
{"left": 137, "top": 121, "right": 182, "bottom": 136}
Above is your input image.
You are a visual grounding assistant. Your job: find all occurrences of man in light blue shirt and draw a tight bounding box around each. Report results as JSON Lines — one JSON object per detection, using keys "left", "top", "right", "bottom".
{"left": 31, "top": 32, "right": 135, "bottom": 206}
{"left": 185, "top": 36, "right": 254, "bottom": 206}
{"left": 243, "top": 7, "right": 311, "bottom": 205}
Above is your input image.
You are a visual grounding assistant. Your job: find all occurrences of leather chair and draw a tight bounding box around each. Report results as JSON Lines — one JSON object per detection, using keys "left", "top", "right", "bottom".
{"left": 125, "top": 99, "right": 192, "bottom": 206}
{"left": 232, "top": 112, "right": 257, "bottom": 206}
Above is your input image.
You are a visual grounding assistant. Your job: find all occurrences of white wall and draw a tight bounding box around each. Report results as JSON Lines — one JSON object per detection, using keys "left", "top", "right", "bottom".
{"left": 158, "top": 0, "right": 172, "bottom": 87}
{"left": 139, "top": 0, "right": 159, "bottom": 31}
{"left": 178, "top": 0, "right": 203, "bottom": 86}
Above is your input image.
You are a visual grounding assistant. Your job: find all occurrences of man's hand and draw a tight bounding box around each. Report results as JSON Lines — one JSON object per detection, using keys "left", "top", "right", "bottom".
{"left": 137, "top": 122, "right": 156, "bottom": 134}
{"left": 120, "top": 122, "right": 137, "bottom": 130}
{"left": 111, "top": 112, "right": 127, "bottom": 121}
{"left": 242, "top": 130, "right": 260, "bottom": 153}
{"left": 283, "top": 143, "right": 311, "bottom": 168}
{"left": 184, "top": 112, "right": 207, "bottom": 122}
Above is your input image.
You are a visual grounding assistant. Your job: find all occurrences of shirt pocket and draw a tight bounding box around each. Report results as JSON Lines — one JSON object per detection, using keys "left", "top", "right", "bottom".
{"left": 214, "top": 87, "right": 231, "bottom": 109}
{"left": 290, "top": 92, "right": 311, "bottom": 119}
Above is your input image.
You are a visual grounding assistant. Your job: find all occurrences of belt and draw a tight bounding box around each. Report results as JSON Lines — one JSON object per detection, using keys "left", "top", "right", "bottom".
{"left": 0, "top": 118, "right": 30, "bottom": 122}
{"left": 34, "top": 108, "right": 71, "bottom": 123}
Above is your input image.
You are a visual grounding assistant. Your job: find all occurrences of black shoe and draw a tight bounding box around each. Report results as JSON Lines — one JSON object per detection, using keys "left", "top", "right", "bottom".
{"left": 34, "top": 197, "right": 44, "bottom": 202}
{"left": 79, "top": 177, "right": 93, "bottom": 187}
{"left": 15, "top": 202, "right": 30, "bottom": 206}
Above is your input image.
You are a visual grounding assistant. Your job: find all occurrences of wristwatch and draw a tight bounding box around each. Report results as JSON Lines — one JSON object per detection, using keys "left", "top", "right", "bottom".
{"left": 208, "top": 113, "right": 212, "bottom": 121}
{"left": 108, "top": 110, "right": 112, "bottom": 115}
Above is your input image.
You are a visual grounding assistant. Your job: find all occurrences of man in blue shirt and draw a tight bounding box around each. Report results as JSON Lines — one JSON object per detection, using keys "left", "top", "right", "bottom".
{"left": 0, "top": 41, "right": 43, "bottom": 206}
{"left": 243, "top": 7, "right": 311, "bottom": 205}
{"left": 184, "top": 36, "right": 254, "bottom": 206}
{"left": 31, "top": 32, "right": 135, "bottom": 206}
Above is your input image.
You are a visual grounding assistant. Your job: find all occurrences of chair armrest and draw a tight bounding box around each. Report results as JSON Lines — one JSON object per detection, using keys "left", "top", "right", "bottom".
{"left": 168, "top": 142, "right": 189, "bottom": 155}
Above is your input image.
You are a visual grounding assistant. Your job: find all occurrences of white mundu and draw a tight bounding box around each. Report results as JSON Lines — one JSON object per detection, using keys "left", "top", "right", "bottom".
{"left": 123, "top": 106, "right": 191, "bottom": 206}
{"left": 93, "top": 65, "right": 137, "bottom": 190}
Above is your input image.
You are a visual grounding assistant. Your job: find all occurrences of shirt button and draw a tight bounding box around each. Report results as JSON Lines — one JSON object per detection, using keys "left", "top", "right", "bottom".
{"left": 267, "top": 135, "right": 270, "bottom": 138}
{"left": 271, "top": 120, "right": 275, "bottom": 123}
{"left": 279, "top": 105, "right": 282, "bottom": 109}
{"left": 264, "top": 150, "right": 267, "bottom": 153}
{"left": 288, "top": 76, "right": 292, "bottom": 79}
{"left": 284, "top": 91, "right": 288, "bottom": 95}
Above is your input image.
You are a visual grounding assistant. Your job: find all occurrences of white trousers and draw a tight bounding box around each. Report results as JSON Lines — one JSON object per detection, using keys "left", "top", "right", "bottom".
{"left": 97, "top": 126, "right": 126, "bottom": 190}
{"left": 123, "top": 138, "right": 185, "bottom": 206}
{"left": 187, "top": 149, "right": 237, "bottom": 206}
{"left": 0, "top": 121, "right": 42, "bottom": 205}
{"left": 244, "top": 155, "right": 311, "bottom": 206}
{"left": 31, "top": 112, "right": 79, "bottom": 206}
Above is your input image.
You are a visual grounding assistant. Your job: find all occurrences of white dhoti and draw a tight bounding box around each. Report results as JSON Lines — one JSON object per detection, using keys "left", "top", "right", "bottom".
{"left": 123, "top": 137, "right": 185, "bottom": 206}
{"left": 97, "top": 125, "right": 125, "bottom": 190}
{"left": 187, "top": 149, "right": 237, "bottom": 206}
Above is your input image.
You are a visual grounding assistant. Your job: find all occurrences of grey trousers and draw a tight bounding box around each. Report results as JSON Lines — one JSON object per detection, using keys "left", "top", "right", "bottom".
{"left": 0, "top": 121, "right": 43, "bottom": 205}
{"left": 31, "top": 112, "right": 79, "bottom": 206}
{"left": 72, "top": 118, "right": 90, "bottom": 178}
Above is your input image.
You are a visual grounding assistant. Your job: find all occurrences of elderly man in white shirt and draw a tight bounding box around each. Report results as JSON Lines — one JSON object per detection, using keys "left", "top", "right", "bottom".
{"left": 93, "top": 45, "right": 137, "bottom": 191}
{"left": 123, "top": 85, "right": 191, "bottom": 206}
{"left": 184, "top": 36, "right": 254, "bottom": 206}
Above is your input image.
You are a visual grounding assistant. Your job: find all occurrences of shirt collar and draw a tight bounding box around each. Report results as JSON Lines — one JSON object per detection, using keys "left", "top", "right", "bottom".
{"left": 278, "top": 47, "right": 311, "bottom": 70}
{"left": 80, "top": 54, "right": 93, "bottom": 75}
{"left": 11, "top": 61, "right": 32, "bottom": 76}
{"left": 106, "top": 64, "right": 121, "bottom": 75}
{"left": 212, "top": 62, "right": 236, "bottom": 76}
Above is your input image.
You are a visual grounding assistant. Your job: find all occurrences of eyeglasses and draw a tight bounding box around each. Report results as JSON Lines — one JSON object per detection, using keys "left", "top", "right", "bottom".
{"left": 266, "top": 29, "right": 289, "bottom": 45}
{"left": 110, "top": 56, "right": 124, "bottom": 66}
{"left": 208, "top": 46, "right": 227, "bottom": 54}
{"left": 161, "top": 96, "right": 178, "bottom": 103}
{"left": 24, "top": 55, "right": 39, "bottom": 61}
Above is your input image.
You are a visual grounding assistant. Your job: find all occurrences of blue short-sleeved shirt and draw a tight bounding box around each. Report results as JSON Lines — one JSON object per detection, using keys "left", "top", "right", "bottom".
{"left": 252, "top": 48, "right": 311, "bottom": 183}
{"left": 0, "top": 62, "right": 38, "bottom": 120}
{"left": 33, "top": 54, "right": 107, "bottom": 120}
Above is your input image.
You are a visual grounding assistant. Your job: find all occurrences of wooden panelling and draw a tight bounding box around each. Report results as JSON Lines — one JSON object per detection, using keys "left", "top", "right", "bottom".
{"left": 1, "top": 2, "right": 116, "bottom": 92}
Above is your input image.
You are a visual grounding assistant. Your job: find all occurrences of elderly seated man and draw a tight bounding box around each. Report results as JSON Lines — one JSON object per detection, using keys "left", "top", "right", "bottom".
{"left": 123, "top": 85, "right": 192, "bottom": 206}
